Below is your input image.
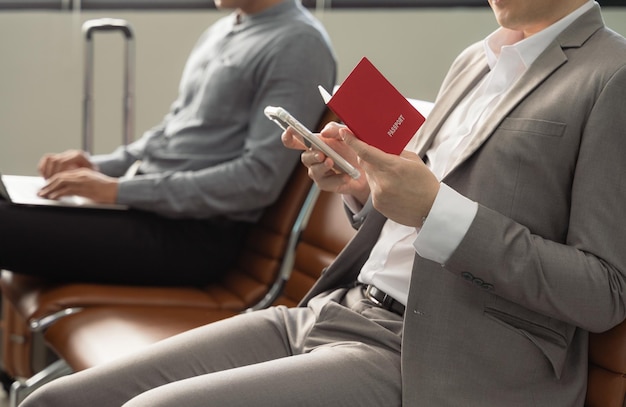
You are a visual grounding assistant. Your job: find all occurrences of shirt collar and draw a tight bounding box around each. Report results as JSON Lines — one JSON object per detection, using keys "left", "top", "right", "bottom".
{"left": 484, "top": 0, "right": 595, "bottom": 70}
{"left": 235, "top": 0, "right": 294, "bottom": 26}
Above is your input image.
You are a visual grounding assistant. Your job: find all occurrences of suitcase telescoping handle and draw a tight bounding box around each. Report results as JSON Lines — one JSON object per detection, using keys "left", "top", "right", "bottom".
{"left": 82, "top": 18, "right": 135, "bottom": 154}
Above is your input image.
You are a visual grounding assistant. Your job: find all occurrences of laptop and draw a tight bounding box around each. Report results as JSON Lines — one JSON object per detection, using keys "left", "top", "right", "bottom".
{"left": 0, "top": 172, "right": 128, "bottom": 210}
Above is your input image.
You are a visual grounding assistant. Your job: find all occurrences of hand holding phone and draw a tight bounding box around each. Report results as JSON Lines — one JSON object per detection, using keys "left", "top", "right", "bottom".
{"left": 264, "top": 106, "right": 360, "bottom": 180}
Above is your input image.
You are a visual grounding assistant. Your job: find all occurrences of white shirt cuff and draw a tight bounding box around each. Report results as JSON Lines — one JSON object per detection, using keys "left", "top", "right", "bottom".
{"left": 413, "top": 183, "right": 478, "bottom": 264}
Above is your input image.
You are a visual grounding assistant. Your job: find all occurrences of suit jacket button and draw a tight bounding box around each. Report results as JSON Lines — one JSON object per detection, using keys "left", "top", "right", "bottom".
{"left": 481, "top": 283, "right": 494, "bottom": 291}
{"left": 462, "top": 272, "right": 474, "bottom": 281}
{"left": 472, "top": 278, "right": 484, "bottom": 286}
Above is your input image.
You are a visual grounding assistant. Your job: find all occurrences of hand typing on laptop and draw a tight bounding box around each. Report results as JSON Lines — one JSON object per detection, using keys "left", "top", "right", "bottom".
{"left": 37, "top": 167, "right": 119, "bottom": 204}
{"left": 36, "top": 149, "right": 141, "bottom": 204}
{"left": 36, "top": 149, "right": 121, "bottom": 204}
{"left": 38, "top": 149, "right": 97, "bottom": 179}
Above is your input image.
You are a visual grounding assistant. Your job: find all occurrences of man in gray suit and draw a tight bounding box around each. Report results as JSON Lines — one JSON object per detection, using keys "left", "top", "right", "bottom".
{"left": 20, "top": 0, "right": 626, "bottom": 406}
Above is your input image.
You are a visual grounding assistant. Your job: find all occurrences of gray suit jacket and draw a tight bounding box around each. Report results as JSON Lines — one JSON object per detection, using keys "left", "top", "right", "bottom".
{"left": 301, "top": 4, "right": 626, "bottom": 406}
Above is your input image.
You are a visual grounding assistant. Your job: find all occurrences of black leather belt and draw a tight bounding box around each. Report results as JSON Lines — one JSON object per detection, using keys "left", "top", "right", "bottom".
{"left": 364, "top": 285, "right": 405, "bottom": 316}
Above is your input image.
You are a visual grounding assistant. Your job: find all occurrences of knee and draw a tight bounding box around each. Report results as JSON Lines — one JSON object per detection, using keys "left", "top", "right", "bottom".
{"left": 19, "top": 376, "right": 80, "bottom": 407}
{"left": 20, "top": 386, "right": 61, "bottom": 407}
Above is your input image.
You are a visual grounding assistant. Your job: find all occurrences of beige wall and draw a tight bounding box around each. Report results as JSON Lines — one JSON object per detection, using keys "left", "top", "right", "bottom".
{"left": 1, "top": 7, "right": 625, "bottom": 175}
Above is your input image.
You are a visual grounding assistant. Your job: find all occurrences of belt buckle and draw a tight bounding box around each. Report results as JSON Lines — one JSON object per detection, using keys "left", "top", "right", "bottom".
{"left": 365, "top": 285, "right": 390, "bottom": 309}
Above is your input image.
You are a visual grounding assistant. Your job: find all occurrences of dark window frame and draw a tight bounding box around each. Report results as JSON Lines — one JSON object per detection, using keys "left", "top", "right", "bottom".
{"left": 1, "top": 0, "right": 624, "bottom": 10}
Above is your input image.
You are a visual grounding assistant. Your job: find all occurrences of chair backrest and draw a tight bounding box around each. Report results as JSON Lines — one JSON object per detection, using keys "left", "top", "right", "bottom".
{"left": 585, "top": 319, "right": 626, "bottom": 407}
{"left": 198, "top": 163, "right": 314, "bottom": 310}
{"left": 273, "top": 189, "right": 355, "bottom": 307}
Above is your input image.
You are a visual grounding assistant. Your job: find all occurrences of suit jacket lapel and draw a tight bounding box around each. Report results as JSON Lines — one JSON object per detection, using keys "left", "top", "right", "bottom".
{"left": 414, "top": 56, "right": 489, "bottom": 158}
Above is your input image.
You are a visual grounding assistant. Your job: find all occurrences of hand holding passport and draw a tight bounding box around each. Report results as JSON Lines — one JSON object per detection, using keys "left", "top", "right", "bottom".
{"left": 319, "top": 57, "right": 426, "bottom": 155}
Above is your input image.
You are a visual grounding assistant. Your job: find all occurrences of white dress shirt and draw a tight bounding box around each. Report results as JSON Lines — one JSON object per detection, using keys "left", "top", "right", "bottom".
{"left": 357, "top": 1, "right": 595, "bottom": 306}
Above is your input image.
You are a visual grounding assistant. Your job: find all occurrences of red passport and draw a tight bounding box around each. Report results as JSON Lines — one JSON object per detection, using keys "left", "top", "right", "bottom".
{"left": 320, "top": 57, "right": 426, "bottom": 155}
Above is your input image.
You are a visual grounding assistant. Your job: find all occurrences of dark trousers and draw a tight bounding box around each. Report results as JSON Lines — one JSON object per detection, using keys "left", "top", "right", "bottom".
{"left": 0, "top": 201, "right": 250, "bottom": 286}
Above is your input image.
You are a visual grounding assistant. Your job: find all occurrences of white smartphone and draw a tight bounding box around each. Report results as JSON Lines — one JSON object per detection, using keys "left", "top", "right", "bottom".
{"left": 264, "top": 106, "right": 360, "bottom": 180}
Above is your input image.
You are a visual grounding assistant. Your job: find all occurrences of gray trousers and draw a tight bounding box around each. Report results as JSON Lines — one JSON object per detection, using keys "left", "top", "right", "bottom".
{"left": 21, "top": 286, "right": 403, "bottom": 407}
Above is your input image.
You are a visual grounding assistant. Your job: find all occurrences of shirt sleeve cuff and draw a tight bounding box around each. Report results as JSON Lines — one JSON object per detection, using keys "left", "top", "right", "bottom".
{"left": 413, "top": 183, "right": 478, "bottom": 264}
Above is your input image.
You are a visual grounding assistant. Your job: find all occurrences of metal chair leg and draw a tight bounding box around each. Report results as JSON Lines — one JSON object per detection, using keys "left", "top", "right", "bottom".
{"left": 9, "top": 359, "right": 72, "bottom": 407}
